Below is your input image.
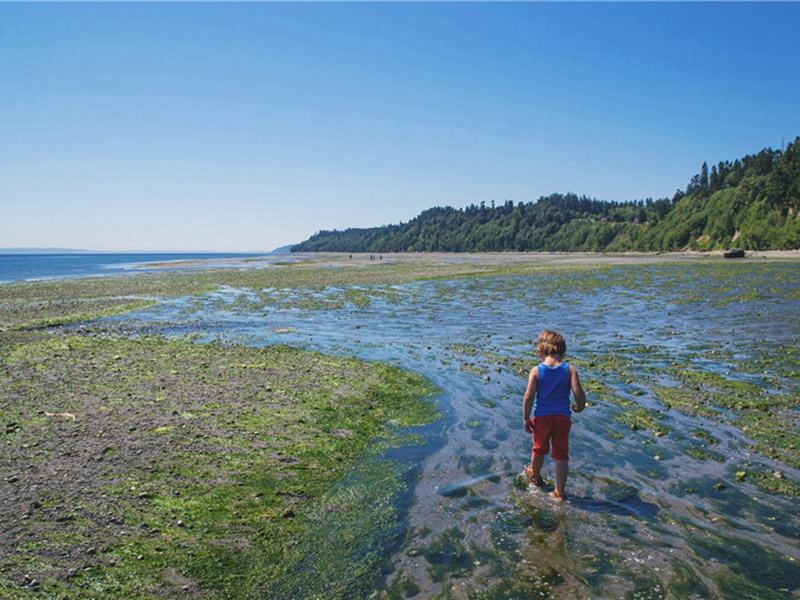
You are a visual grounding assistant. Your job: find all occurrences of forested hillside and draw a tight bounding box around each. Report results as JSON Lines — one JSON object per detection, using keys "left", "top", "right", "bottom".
{"left": 292, "top": 138, "right": 800, "bottom": 253}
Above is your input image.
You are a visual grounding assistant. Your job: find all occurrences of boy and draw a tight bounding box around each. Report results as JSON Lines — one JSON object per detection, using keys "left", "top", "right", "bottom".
{"left": 523, "top": 329, "right": 586, "bottom": 502}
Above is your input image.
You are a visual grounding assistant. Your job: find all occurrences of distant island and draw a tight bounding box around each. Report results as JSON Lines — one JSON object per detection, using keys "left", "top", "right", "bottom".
{"left": 292, "top": 137, "right": 800, "bottom": 253}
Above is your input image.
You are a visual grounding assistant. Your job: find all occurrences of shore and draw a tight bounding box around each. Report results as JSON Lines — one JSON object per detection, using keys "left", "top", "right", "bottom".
{"left": 139, "top": 249, "right": 800, "bottom": 271}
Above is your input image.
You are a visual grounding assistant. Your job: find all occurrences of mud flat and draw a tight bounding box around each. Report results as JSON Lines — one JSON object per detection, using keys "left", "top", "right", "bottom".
{"left": 0, "top": 275, "right": 439, "bottom": 598}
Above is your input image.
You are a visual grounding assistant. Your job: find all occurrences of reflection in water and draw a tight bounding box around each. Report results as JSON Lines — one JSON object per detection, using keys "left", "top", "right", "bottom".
{"left": 105, "top": 263, "right": 800, "bottom": 598}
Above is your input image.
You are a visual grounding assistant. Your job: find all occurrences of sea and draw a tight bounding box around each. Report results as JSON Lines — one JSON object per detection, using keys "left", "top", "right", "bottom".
{"left": 0, "top": 252, "right": 282, "bottom": 284}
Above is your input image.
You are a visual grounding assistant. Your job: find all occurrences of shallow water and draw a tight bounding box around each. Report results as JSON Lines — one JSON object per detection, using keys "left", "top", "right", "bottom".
{"left": 102, "top": 263, "right": 800, "bottom": 598}
{"left": 0, "top": 251, "right": 276, "bottom": 283}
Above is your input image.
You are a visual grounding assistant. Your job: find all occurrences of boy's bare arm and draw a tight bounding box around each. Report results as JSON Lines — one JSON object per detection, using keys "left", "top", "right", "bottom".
{"left": 570, "top": 365, "right": 586, "bottom": 412}
{"left": 523, "top": 368, "right": 537, "bottom": 432}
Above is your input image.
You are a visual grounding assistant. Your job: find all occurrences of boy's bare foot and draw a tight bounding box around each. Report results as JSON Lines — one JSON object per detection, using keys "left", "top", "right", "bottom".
{"left": 549, "top": 490, "right": 567, "bottom": 502}
{"left": 525, "top": 464, "right": 544, "bottom": 487}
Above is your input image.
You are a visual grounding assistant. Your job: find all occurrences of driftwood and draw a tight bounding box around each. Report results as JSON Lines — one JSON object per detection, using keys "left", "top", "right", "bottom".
{"left": 724, "top": 248, "right": 746, "bottom": 259}
{"left": 42, "top": 411, "right": 76, "bottom": 420}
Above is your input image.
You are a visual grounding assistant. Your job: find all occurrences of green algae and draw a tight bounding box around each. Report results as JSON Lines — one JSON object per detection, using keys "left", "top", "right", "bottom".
{"left": 685, "top": 446, "right": 726, "bottom": 463}
{"left": 691, "top": 429, "right": 721, "bottom": 446}
{"left": 265, "top": 456, "right": 429, "bottom": 599}
{"left": 652, "top": 384, "right": 723, "bottom": 419}
{"left": 1, "top": 297, "right": 159, "bottom": 331}
{"left": 749, "top": 470, "right": 800, "bottom": 496}
{"left": 689, "top": 532, "right": 800, "bottom": 598}
{"left": 0, "top": 274, "right": 218, "bottom": 331}
{"left": 624, "top": 574, "right": 667, "bottom": 600}
{"left": 0, "top": 333, "right": 440, "bottom": 598}
{"left": 421, "top": 527, "right": 476, "bottom": 583}
{"left": 476, "top": 396, "right": 497, "bottom": 409}
{"left": 605, "top": 353, "right": 794, "bottom": 484}
{"left": 666, "top": 560, "right": 710, "bottom": 598}
{"left": 652, "top": 370, "right": 800, "bottom": 474}
{"left": 613, "top": 406, "right": 671, "bottom": 437}
{"left": 385, "top": 571, "right": 422, "bottom": 599}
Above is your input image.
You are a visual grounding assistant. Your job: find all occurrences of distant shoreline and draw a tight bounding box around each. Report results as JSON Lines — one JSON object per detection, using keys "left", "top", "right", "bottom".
{"left": 141, "top": 249, "right": 800, "bottom": 271}
{"left": 4, "top": 250, "right": 797, "bottom": 287}
{"left": 0, "top": 252, "right": 280, "bottom": 285}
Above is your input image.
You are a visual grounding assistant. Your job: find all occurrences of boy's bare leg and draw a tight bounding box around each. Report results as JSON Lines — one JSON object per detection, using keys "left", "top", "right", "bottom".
{"left": 531, "top": 454, "right": 545, "bottom": 482}
{"left": 553, "top": 459, "right": 568, "bottom": 500}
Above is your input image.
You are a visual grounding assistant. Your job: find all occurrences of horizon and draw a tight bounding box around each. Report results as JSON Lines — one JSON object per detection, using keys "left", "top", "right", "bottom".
{"left": 0, "top": 247, "right": 283, "bottom": 255}
{"left": 2, "top": 3, "right": 798, "bottom": 252}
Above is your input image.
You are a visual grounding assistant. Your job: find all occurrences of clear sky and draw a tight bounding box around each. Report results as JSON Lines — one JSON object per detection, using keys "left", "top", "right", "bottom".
{"left": 2, "top": 3, "right": 798, "bottom": 252}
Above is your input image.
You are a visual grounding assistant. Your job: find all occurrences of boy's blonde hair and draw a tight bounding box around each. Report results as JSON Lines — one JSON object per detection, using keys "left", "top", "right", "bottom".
{"left": 537, "top": 329, "right": 566, "bottom": 358}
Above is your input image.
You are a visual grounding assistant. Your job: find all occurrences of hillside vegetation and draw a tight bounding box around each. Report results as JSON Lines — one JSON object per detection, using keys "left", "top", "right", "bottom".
{"left": 292, "top": 137, "right": 800, "bottom": 253}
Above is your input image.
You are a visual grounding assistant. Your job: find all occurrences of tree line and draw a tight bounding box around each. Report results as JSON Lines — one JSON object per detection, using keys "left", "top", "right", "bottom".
{"left": 291, "top": 137, "right": 800, "bottom": 253}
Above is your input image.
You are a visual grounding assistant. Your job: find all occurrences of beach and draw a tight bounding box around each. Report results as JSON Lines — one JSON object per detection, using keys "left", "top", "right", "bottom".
{"left": 141, "top": 249, "right": 800, "bottom": 271}
{"left": 2, "top": 251, "right": 799, "bottom": 598}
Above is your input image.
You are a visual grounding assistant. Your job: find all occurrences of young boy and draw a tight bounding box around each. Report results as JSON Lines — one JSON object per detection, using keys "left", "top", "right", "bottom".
{"left": 523, "top": 329, "right": 586, "bottom": 502}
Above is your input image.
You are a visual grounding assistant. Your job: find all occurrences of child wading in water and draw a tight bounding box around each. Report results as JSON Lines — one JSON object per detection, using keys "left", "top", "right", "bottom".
{"left": 523, "top": 330, "right": 586, "bottom": 502}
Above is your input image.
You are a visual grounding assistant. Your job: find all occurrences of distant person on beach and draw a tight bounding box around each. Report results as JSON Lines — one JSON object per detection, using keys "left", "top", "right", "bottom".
{"left": 523, "top": 329, "right": 586, "bottom": 502}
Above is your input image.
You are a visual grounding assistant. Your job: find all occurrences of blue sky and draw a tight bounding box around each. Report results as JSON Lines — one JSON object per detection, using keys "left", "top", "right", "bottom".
{"left": 2, "top": 3, "right": 798, "bottom": 252}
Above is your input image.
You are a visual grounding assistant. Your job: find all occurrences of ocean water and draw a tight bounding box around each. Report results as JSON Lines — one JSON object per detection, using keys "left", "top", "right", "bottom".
{"left": 0, "top": 252, "right": 274, "bottom": 284}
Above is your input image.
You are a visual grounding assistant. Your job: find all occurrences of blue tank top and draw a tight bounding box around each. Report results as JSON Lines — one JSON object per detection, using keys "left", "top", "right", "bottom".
{"left": 533, "top": 362, "right": 571, "bottom": 417}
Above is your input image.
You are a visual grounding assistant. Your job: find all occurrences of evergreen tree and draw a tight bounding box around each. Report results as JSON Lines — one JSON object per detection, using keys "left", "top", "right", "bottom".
{"left": 291, "top": 138, "right": 800, "bottom": 253}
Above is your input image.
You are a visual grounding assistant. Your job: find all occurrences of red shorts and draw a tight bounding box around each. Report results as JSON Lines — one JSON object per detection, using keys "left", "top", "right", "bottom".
{"left": 530, "top": 415, "right": 571, "bottom": 461}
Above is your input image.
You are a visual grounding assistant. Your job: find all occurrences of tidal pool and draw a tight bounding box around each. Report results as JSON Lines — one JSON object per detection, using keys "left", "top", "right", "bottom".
{"left": 102, "top": 262, "right": 800, "bottom": 599}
